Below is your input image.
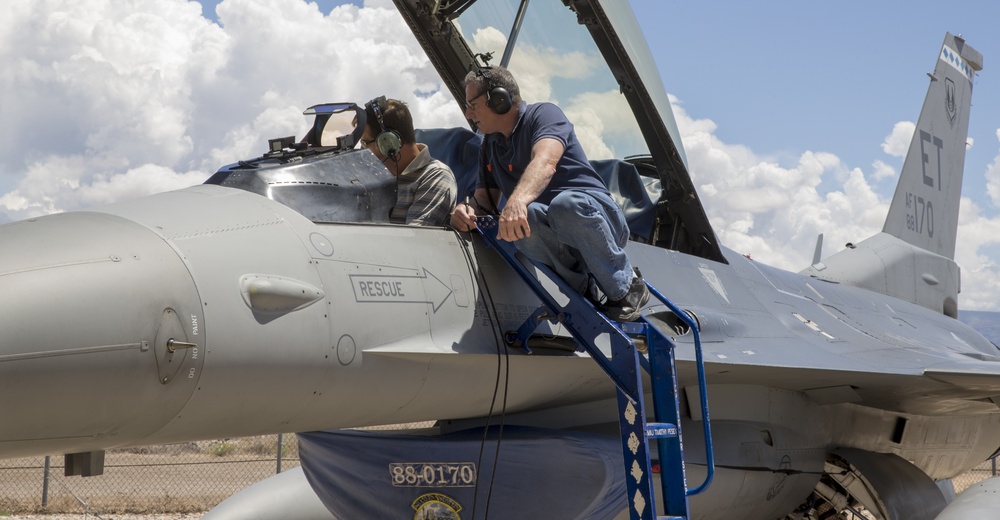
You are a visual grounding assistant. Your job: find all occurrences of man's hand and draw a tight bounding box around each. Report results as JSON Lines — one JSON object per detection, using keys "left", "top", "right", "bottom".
{"left": 450, "top": 202, "right": 478, "bottom": 232}
{"left": 498, "top": 198, "right": 530, "bottom": 241}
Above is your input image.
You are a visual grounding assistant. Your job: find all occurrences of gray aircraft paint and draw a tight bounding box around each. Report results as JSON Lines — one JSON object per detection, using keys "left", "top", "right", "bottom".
{"left": 1, "top": 1, "right": 999, "bottom": 518}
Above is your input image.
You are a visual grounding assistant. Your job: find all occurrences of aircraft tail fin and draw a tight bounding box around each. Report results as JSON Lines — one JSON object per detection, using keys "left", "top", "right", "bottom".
{"left": 883, "top": 33, "right": 982, "bottom": 259}
{"left": 802, "top": 34, "right": 981, "bottom": 318}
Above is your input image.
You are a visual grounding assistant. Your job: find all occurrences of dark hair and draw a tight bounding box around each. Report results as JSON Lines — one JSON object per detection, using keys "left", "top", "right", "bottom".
{"left": 463, "top": 66, "right": 522, "bottom": 107}
{"left": 366, "top": 98, "right": 416, "bottom": 144}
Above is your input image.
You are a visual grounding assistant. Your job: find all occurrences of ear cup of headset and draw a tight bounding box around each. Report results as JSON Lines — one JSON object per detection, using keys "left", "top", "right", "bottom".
{"left": 476, "top": 68, "right": 513, "bottom": 115}
{"left": 486, "top": 86, "right": 512, "bottom": 114}
{"left": 366, "top": 95, "right": 402, "bottom": 161}
{"left": 376, "top": 130, "right": 402, "bottom": 160}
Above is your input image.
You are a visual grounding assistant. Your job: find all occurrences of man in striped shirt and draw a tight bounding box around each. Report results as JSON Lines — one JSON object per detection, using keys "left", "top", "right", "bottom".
{"left": 361, "top": 96, "right": 458, "bottom": 226}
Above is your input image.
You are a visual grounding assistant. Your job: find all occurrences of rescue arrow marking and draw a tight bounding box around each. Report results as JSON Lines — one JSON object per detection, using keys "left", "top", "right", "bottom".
{"left": 349, "top": 268, "right": 453, "bottom": 312}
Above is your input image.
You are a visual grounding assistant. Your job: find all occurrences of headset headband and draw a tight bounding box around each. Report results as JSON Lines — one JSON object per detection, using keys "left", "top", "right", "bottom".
{"left": 367, "top": 95, "right": 388, "bottom": 133}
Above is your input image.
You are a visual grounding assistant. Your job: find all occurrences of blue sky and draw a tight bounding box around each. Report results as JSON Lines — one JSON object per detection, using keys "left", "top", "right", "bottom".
{"left": 636, "top": 2, "right": 1000, "bottom": 201}
{"left": 3, "top": 0, "right": 999, "bottom": 309}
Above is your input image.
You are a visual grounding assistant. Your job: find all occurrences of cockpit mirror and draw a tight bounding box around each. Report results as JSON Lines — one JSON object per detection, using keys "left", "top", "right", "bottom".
{"left": 302, "top": 102, "right": 366, "bottom": 149}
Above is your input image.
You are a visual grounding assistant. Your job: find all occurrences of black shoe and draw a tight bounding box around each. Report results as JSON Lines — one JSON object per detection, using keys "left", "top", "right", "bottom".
{"left": 601, "top": 271, "right": 650, "bottom": 322}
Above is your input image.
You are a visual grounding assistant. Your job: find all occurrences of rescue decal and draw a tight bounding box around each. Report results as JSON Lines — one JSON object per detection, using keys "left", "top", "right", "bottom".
{"left": 350, "top": 268, "right": 453, "bottom": 312}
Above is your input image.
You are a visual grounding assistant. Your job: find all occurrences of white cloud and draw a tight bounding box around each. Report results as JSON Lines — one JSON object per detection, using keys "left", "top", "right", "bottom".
{"left": 871, "top": 160, "right": 896, "bottom": 181}
{"left": 0, "top": 0, "right": 463, "bottom": 221}
{"left": 881, "top": 121, "right": 915, "bottom": 157}
{"left": 987, "top": 129, "right": 1000, "bottom": 207}
{"left": 955, "top": 196, "right": 1000, "bottom": 310}
{"left": 564, "top": 90, "right": 644, "bottom": 160}
{"left": 670, "top": 98, "right": 882, "bottom": 272}
{"left": 3, "top": 0, "right": 1000, "bottom": 312}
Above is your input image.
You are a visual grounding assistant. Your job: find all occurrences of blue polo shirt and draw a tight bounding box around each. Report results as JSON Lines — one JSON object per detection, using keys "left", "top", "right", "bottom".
{"left": 480, "top": 102, "right": 609, "bottom": 205}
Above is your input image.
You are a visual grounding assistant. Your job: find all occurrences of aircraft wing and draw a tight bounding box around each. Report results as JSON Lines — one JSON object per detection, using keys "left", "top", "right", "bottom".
{"left": 660, "top": 307, "right": 1000, "bottom": 417}
{"left": 674, "top": 360, "right": 1000, "bottom": 417}
{"left": 924, "top": 367, "right": 1000, "bottom": 395}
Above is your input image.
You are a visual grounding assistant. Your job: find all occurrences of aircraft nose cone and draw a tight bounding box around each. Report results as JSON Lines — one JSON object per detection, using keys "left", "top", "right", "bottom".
{"left": 0, "top": 212, "right": 203, "bottom": 458}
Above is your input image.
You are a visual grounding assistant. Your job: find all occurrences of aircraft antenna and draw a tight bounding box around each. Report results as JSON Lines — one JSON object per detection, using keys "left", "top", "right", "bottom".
{"left": 812, "top": 233, "right": 824, "bottom": 266}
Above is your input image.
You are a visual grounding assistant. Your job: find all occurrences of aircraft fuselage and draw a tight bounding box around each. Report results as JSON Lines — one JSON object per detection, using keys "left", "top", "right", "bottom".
{"left": 2, "top": 184, "right": 999, "bottom": 520}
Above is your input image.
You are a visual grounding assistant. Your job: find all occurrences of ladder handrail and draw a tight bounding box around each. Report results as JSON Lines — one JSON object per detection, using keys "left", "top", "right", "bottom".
{"left": 644, "top": 283, "right": 714, "bottom": 496}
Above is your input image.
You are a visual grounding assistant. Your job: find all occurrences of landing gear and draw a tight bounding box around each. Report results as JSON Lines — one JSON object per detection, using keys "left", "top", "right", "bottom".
{"left": 789, "top": 449, "right": 947, "bottom": 520}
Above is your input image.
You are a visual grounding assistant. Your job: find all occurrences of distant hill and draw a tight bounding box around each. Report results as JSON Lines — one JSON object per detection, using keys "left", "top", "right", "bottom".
{"left": 958, "top": 310, "right": 1000, "bottom": 346}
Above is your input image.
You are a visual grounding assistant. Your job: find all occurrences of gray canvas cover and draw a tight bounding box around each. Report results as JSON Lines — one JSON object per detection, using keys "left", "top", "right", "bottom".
{"left": 297, "top": 426, "right": 627, "bottom": 519}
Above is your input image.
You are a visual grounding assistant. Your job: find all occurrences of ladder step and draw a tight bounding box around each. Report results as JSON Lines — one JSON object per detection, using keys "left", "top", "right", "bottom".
{"left": 645, "top": 423, "right": 678, "bottom": 439}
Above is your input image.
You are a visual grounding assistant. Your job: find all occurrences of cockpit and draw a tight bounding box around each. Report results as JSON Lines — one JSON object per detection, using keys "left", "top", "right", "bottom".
{"left": 204, "top": 102, "right": 662, "bottom": 242}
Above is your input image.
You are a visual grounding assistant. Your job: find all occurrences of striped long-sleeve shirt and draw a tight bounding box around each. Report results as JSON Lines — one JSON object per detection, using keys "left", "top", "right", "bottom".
{"left": 390, "top": 144, "right": 458, "bottom": 226}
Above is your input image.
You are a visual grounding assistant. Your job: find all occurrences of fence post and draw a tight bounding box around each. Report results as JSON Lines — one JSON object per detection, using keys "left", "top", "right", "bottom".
{"left": 276, "top": 434, "right": 283, "bottom": 474}
{"left": 42, "top": 456, "right": 51, "bottom": 508}
{"left": 992, "top": 456, "right": 997, "bottom": 477}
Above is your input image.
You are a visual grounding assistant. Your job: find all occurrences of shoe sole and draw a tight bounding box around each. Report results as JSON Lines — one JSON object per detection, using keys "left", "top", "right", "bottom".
{"left": 604, "top": 283, "right": 650, "bottom": 322}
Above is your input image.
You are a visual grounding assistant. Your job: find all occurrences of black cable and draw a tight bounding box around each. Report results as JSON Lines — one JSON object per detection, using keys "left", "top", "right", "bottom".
{"left": 474, "top": 230, "right": 512, "bottom": 519}
{"left": 709, "top": 463, "right": 833, "bottom": 476}
{"left": 482, "top": 310, "right": 511, "bottom": 518}
{"left": 455, "top": 229, "right": 510, "bottom": 519}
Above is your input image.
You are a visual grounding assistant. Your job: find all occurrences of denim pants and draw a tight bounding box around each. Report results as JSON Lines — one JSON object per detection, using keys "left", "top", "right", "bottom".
{"left": 517, "top": 189, "right": 634, "bottom": 300}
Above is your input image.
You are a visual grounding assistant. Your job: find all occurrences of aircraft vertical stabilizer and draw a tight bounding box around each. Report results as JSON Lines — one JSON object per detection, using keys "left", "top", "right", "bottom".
{"left": 884, "top": 33, "right": 981, "bottom": 258}
{"left": 802, "top": 33, "right": 982, "bottom": 318}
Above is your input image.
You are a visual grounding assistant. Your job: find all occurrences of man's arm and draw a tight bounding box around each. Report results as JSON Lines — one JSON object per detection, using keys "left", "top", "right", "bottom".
{"left": 498, "top": 137, "right": 564, "bottom": 241}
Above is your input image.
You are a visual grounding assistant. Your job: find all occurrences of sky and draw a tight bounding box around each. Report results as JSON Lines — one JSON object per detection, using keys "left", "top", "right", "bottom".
{"left": 2, "top": 0, "right": 999, "bottom": 310}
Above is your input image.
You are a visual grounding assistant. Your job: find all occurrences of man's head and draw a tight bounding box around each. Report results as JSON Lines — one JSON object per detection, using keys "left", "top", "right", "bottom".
{"left": 361, "top": 96, "right": 416, "bottom": 161}
{"left": 464, "top": 66, "right": 522, "bottom": 135}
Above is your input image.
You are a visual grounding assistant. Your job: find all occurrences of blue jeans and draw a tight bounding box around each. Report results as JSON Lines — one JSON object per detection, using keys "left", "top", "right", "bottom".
{"left": 517, "top": 190, "right": 633, "bottom": 300}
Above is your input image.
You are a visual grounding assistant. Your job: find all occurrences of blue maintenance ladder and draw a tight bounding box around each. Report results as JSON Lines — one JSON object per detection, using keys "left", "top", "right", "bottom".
{"left": 475, "top": 216, "right": 714, "bottom": 520}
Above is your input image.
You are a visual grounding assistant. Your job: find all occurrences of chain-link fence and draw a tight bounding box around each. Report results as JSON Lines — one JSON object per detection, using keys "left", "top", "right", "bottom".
{"left": 0, "top": 436, "right": 997, "bottom": 516}
{"left": 953, "top": 455, "right": 998, "bottom": 493}
{"left": 0, "top": 435, "right": 300, "bottom": 516}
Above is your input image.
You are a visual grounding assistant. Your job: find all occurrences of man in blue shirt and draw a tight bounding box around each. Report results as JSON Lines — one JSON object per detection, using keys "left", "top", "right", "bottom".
{"left": 450, "top": 67, "right": 649, "bottom": 321}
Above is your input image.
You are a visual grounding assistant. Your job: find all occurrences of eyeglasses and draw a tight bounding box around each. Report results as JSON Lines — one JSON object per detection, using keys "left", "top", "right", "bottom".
{"left": 465, "top": 93, "right": 485, "bottom": 110}
{"left": 359, "top": 137, "right": 376, "bottom": 148}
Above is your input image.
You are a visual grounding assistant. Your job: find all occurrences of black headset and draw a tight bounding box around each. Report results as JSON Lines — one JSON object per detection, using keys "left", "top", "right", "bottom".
{"left": 365, "top": 95, "right": 402, "bottom": 161}
{"left": 475, "top": 68, "right": 512, "bottom": 115}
